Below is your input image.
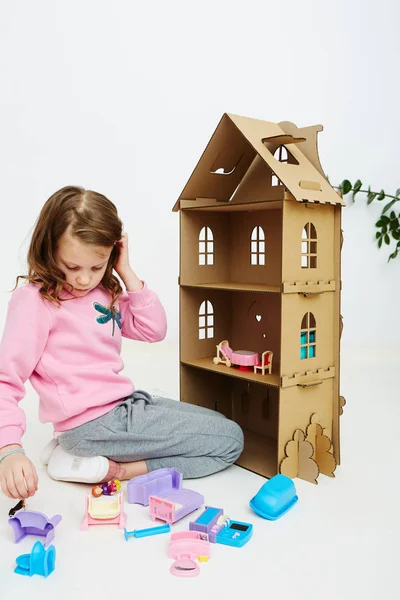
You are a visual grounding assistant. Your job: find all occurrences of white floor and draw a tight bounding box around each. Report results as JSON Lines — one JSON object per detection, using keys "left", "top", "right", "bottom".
{"left": 0, "top": 341, "right": 398, "bottom": 599}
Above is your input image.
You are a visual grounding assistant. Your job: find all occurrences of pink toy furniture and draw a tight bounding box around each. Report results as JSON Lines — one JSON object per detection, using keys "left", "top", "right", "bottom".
{"left": 149, "top": 488, "right": 204, "bottom": 524}
{"left": 169, "top": 531, "right": 210, "bottom": 577}
{"left": 213, "top": 340, "right": 259, "bottom": 370}
{"left": 81, "top": 491, "right": 126, "bottom": 530}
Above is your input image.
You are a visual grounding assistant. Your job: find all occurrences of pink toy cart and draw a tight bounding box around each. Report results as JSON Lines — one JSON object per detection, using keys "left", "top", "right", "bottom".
{"left": 213, "top": 340, "right": 259, "bottom": 371}
{"left": 81, "top": 491, "right": 126, "bottom": 530}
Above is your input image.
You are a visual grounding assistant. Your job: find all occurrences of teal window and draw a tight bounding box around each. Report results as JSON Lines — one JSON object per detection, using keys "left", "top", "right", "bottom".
{"left": 300, "top": 313, "right": 316, "bottom": 359}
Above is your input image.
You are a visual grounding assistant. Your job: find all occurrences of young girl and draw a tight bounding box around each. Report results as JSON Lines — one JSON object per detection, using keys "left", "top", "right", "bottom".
{"left": 0, "top": 186, "right": 244, "bottom": 500}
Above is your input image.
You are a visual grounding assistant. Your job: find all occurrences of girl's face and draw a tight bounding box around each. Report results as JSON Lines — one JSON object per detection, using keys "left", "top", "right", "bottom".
{"left": 55, "top": 232, "right": 113, "bottom": 297}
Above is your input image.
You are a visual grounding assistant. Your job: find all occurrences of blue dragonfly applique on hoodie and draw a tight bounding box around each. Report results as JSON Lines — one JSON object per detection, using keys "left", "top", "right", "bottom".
{"left": 93, "top": 303, "right": 122, "bottom": 336}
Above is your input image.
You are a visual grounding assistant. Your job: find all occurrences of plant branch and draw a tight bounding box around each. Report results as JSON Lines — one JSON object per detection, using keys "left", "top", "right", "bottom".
{"left": 335, "top": 179, "right": 400, "bottom": 261}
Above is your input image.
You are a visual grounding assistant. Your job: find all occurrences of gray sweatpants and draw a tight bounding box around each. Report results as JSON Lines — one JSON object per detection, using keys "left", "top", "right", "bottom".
{"left": 58, "top": 390, "right": 244, "bottom": 479}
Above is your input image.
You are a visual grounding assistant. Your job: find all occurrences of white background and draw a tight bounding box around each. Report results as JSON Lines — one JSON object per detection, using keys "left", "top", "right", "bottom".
{"left": 0, "top": 1, "right": 399, "bottom": 598}
{"left": 0, "top": 0, "right": 399, "bottom": 351}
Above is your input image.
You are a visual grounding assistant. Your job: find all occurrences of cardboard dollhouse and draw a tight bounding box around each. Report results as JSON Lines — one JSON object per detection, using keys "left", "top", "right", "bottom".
{"left": 173, "top": 113, "right": 345, "bottom": 484}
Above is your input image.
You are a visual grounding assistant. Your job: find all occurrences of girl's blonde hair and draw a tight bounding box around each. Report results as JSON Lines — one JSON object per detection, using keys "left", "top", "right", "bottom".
{"left": 16, "top": 186, "right": 123, "bottom": 306}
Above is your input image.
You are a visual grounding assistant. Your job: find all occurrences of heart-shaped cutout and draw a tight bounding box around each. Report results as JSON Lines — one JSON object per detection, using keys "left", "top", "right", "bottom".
{"left": 256, "top": 315, "right": 262, "bottom": 322}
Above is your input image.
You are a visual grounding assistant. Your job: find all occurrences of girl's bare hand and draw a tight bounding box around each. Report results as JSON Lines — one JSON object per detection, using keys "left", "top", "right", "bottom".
{"left": 0, "top": 453, "right": 38, "bottom": 499}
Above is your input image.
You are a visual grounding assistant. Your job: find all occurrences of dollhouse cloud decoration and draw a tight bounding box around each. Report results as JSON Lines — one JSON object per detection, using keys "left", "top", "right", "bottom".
{"left": 173, "top": 113, "right": 345, "bottom": 484}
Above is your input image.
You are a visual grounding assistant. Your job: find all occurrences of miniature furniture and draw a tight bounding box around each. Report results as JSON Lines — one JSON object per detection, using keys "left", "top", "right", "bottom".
{"left": 213, "top": 340, "right": 232, "bottom": 367}
{"left": 249, "top": 474, "right": 298, "bottom": 520}
{"left": 189, "top": 506, "right": 225, "bottom": 542}
{"left": 81, "top": 491, "right": 126, "bottom": 530}
{"left": 8, "top": 510, "right": 62, "bottom": 548}
{"left": 14, "top": 541, "right": 56, "bottom": 578}
{"left": 174, "top": 112, "right": 345, "bottom": 484}
{"left": 149, "top": 489, "right": 204, "bottom": 524}
{"left": 189, "top": 506, "right": 253, "bottom": 547}
{"left": 254, "top": 350, "right": 273, "bottom": 375}
{"left": 127, "top": 467, "right": 182, "bottom": 505}
{"left": 128, "top": 468, "right": 204, "bottom": 524}
{"left": 213, "top": 340, "right": 259, "bottom": 370}
{"left": 169, "top": 531, "right": 210, "bottom": 578}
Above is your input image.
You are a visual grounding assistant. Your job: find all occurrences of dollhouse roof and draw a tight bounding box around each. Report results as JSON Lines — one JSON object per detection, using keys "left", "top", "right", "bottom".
{"left": 172, "top": 113, "right": 345, "bottom": 211}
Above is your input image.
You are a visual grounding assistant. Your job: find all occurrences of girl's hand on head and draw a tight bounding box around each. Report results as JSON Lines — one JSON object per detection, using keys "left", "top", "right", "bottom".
{"left": 114, "top": 232, "right": 131, "bottom": 278}
{"left": 0, "top": 453, "right": 38, "bottom": 500}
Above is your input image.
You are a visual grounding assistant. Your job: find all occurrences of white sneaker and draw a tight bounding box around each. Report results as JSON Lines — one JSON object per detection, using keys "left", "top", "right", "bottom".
{"left": 40, "top": 438, "right": 60, "bottom": 466}
{"left": 47, "top": 444, "right": 109, "bottom": 484}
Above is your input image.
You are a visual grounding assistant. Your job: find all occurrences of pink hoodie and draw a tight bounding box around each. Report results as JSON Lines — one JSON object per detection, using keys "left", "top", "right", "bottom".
{"left": 0, "top": 283, "right": 167, "bottom": 447}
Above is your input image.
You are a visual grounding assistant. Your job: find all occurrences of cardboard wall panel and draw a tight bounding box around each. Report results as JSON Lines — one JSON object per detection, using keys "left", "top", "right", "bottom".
{"left": 232, "top": 381, "right": 279, "bottom": 440}
{"left": 229, "top": 156, "right": 285, "bottom": 205}
{"left": 180, "top": 287, "right": 231, "bottom": 363}
{"left": 278, "top": 381, "right": 334, "bottom": 465}
{"left": 280, "top": 292, "right": 335, "bottom": 376}
{"left": 282, "top": 200, "right": 336, "bottom": 282}
{"left": 230, "top": 210, "right": 282, "bottom": 287}
{"left": 332, "top": 204, "right": 342, "bottom": 464}
{"left": 180, "top": 210, "right": 230, "bottom": 285}
{"left": 180, "top": 364, "right": 233, "bottom": 418}
{"left": 231, "top": 292, "right": 281, "bottom": 373}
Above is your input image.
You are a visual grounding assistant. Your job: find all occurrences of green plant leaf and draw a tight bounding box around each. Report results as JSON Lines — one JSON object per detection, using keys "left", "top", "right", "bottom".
{"left": 382, "top": 200, "right": 397, "bottom": 214}
{"left": 389, "top": 251, "right": 398, "bottom": 261}
{"left": 382, "top": 225, "right": 388, "bottom": 234}
{"left": 396, "top": 188, "right": 400, "bottom": 198}
{"left": 378, "top": 237, "right": 383, "bottom": 248}
{"left": 377, "top": 190, "right": 385, "bottom": 201}
{"left": 375, "top": 219, "right": 383, "bottom": 227}
{"left": 352, "top": 179, "right": 362, "bottom": 201}
{"left": 367, "top": 189, "right": 377, "bottom": 204}
{"left": 341, "top": 180, "right": 352, "bottom": 195}
{"left": 375, "top": 231, "right": 381, "bottom": 239}
{"left": 381, "top": 216, "right": 390, "bottom": 224}
{"left": 384, "top": 234, "right": 390, "bottom": 244}
{"left": 392, "top": 231, "right": 400, "bottom": 240}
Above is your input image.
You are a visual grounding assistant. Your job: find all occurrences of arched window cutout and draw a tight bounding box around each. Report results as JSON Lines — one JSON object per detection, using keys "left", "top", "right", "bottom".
{"left": 199, "top": 300, "right": 214, "bottom": 340}
{"left": 250, "top": 226, "right": 266, "bottom": 266}
{"left": 199, "top": 227, "right": 214, "bottom": 266}
{"left": 301, "top": 223, "right": 317, "bottom": 268}
{"left": 300, "top": 312, "right": 316, "bottom": 359}
{"left": 273, "top": 146, "right": 299, "bottom": 165}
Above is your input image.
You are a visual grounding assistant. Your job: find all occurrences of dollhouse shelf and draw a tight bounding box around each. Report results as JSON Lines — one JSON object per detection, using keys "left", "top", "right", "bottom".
{"left": 181, "top": 283, "right": 280, "bottom": 294}
{"left": 237, "top": 430, "right": 277, "bottom": 478}
{"left": 181, "top": 358, "right": 280, "bottom": 388}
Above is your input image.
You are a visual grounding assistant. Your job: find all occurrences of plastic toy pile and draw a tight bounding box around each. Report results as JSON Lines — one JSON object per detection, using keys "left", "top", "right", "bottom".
{"left": 7, "top": 471, "right": 298, "bottom": 578}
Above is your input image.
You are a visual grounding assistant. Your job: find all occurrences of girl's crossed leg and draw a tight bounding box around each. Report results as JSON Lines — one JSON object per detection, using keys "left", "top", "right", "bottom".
{"left": 58, "top": 390, "right": 244, "bottom": 479}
